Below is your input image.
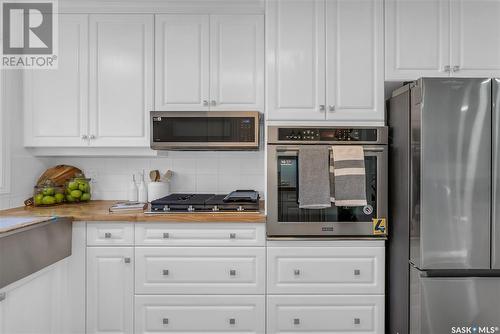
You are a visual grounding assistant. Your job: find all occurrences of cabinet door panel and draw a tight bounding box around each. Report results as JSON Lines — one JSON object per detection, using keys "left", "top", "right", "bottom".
{"left": 155, "top": 15, "right": 210, "bottom": 111}
{"left": 385, "top": 0, "right": 450, "bottom": 80}
{"left": 87, "top": 247, "right": 133, "bottom": 334}
{"left": 89, "top": 14, "right": 153, "bottom": 147}
{"left": 24, "top": 14, "right": 89, "bottom": 147}
{"left": 326, "top": 0, "right": 384, "bottom": 122}
{"left": 210, "top": 15, "right": 264, "bottom": 111}
{"left": 451, "top": 0, "right": 500, "bottom": 77}
{"left": 266, "top": 0, "right": 326, "bottom": 120}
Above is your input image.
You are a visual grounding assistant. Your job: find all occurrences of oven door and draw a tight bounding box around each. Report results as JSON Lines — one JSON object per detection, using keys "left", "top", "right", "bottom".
{"left": 267, "top": 145, "right": 388, "bottom": 237}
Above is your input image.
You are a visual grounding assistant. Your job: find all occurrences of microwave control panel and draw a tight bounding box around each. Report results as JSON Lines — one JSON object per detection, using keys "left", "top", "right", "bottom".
{"left": 277, "top": 128, "right": 378, "bottom": 142}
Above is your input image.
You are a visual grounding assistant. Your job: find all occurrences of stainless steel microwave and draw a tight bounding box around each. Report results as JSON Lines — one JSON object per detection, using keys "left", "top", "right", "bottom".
{"left": 150, "top": 111, "right": 260, "bottom": 150}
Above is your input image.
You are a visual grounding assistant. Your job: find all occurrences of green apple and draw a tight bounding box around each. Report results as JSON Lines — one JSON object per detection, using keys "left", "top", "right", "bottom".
{"left": 43, "top": 187, "right": 55, "bottom": 196}
{"left": 81, "top": 193, "right": 91, "bottom": 201}
{"left": 68, "top": 181, "right": 79, "bottom": 191}
{"left": 55, "top": 193, "right": 65, "bottom": 203}
{"left": 70, "top": 190, "right": 82, "bottom": 198}
{"left": 42, "top": 196, "right": 56, "bottom": 205}
{"left": 66, "top": 195, "right": 75, "bottom": 202}
{"left": 34, "top": 194, "right": 44, "bottom": 205}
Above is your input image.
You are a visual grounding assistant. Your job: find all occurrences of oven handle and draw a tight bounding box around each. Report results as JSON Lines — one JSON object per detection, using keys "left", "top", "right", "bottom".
{"left": 275, "top": 146, "right": 386, "bottom": 155}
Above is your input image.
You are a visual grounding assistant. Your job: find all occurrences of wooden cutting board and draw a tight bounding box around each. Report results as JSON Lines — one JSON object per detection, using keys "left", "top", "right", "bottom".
{"left": 24, "top": 165, "right": 83, "bottom": 206}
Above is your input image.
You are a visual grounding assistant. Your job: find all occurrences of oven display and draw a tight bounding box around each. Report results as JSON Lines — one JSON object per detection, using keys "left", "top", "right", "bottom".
{"left": 277, "top": 128, "right": 377, "bottom": 142}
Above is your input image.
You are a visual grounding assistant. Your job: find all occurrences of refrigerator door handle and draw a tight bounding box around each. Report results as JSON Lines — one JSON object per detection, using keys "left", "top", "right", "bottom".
{"left": 493, "top": 78, "right": 500, "bottom": 269}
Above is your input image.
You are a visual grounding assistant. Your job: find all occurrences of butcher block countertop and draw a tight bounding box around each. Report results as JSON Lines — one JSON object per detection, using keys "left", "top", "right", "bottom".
{"left": 0, "top": 200, "right": 266, "bottom": 230}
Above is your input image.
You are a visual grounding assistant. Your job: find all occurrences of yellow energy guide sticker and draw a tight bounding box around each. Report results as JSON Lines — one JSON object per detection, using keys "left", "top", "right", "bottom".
{"left": 372, "top": 218, "right": 387, "bottom": 235}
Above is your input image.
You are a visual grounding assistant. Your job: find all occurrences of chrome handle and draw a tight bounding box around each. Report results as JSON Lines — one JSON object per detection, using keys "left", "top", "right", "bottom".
{"left": 203, "top": 100, "right": 209, "bottom": 106}
{"left": 81, "top": 135, "right": 88, "bottom": 140}
{"left": 229, "top": 318, "right": 236, "bottom": 325}
{"left": 0, "top": 292, "right": 5, "bottom": 302}
{"left": 328, "top": 105, "right": 335, "bottom": 112}
{"left": 294, "top": 269, "right": 301, "bottom": 276}
{"left": 444, "top": 65, "right": 451, "bottom": 72}
{"left": 104, "top": 232, "right": 112, "bottom": 239}
{"left": 163, "top": 232, "right": 170, "bottom": 239}
{"left": 162, "top": 318, "right": 169, "bottom": 325}
{"left": 452, "top": 65, "right": 460, "bottom": 72}
{"left": 319, "top": 104, "right": 325, "bottom": 112}
{"left": 229, "top": 269, "right": 237, "bottom": 276}
{"left": 293, "top": 318, "right": 300, "bottom": 325}
{"left": 354, "top": 318, "right": 361, "bottom": 325}
{"left": 163, "top": 269, "right": 169, "bottom": 276}
{"left": 354, "top": 269, "right": 361, "bottom": 276}
{"left": 229, "top": 233, "right": 236, "bottom": 239}
{"left": 89, "top": 135, "right": 96, "bottom": 140}
{"left": 211, "top": 100, "right": 217, "bottom": 106}
{"left": 124, "top": 257, "right": 131, "bottom": 263}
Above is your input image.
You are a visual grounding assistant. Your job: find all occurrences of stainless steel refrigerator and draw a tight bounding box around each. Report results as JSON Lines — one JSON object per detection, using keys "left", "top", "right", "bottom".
{"left": 388, "top": 78, "right": 500, "bottom": 334}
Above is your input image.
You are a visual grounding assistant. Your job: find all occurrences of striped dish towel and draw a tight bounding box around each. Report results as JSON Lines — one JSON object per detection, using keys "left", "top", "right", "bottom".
{"left": 330, "top": 146, "right": 367, "bottom": 207}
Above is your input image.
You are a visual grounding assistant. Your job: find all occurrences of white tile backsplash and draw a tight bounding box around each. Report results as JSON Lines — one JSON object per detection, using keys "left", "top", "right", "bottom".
{"left": 45, "top": 151, "right": 265, "bottom": 201}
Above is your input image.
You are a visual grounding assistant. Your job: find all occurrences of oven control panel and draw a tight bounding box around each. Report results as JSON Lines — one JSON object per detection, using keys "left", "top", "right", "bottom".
{"left": 277, "top": 128, "right": 378, "bottom": 142}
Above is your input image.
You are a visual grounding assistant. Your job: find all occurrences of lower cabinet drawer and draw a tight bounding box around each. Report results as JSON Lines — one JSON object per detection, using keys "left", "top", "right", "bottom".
{"left": 135, "top": 247, "right": 265, "bottom": 294}
{"left": 135, "top": 295, "right": 265, "bottom": 334}
{"left": 87, "top": 222, "right": 134, "bottom": 246}
{"left": 267, "top": 295, "right": 384, "bottom": 334}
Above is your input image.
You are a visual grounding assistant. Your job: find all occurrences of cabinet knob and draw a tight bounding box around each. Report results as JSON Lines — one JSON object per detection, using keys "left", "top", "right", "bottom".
{"left": 294, "top": 269, "right": 301, "bottom": 276}
{"left": 319, "top": 104, "right": 325, "bottom": 112}
{"left": 89, "top": 135, "right": 96, "bottom": 140}
{"left": 354, "top": 269, "right": 361, "bottom": 276}
{"left": 211, "top": 100, "right": 217, "bottom": 106}
{"left": 124, "top": 257, "right": 131, "bottom": 263}
{"left": 452, "top": 65, "right": 460, "bottom": 72}
{"left": 104, "top": 232, "right": 112, "bottom": 239}
{"left": 444, "top": 65, "right": 451, "bottom": 72}
{"left": 229, "top": 233, "right": 236, "bottom": 239}
{"left": 229, "top": 269, "right": 237, "bottom": 276}
{"left": 354, "top": 318, "right": 361, "bottom": 325}
{"left": 229, "top": 318, "right": 236, "bottom": 325}
{"left": 163, "top": 232, "right": 170, "bottom": 239}
{"left": 328, "top": 105, "right": 335, "bottom": 112}
{"left": 162, "top": 318, "right": 169, "bottom": 325}
{"left": 293, "top": 318, "right": 300, "bottom": 325}
{"left": 203, "top": 100, "right": 209, "bottom": 106}
{"left": 0, "top": 292, "right": 5, "bottom": 302}
{"left": 81, "top": 135, "right": 88, "bottom": 140}
{"left": 163, "top": 269, "right": 169, "bottom": 276}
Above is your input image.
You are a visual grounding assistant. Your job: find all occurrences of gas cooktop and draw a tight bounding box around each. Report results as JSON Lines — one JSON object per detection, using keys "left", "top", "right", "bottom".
{"left": 149, "top": 191, "right": 260, "bottom": 212}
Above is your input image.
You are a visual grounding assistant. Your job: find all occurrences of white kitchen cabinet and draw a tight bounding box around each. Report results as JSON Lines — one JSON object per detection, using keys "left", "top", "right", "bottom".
{"left": 24, "top": 14, "right": 89, "bottom": 147}
{"left": 326, "top": 0, "right": 384, "bottom": 122}
{"left": 266, "top": 0, "right": 383, "bottom": 122}
{"left": 386, "top": 0, "right": 500, "bottom": 80}
{"left": 135, "top": 295, "right": 265, "bottom": 334}
{"left": 86, "top": 247, "right": 134, "bottom": 334}
{"left": 155, "top": 15, "right": 210, "bottom": 111}
{"left": 89, "top": 14, "right": 153, "bottom": 147}
{"left": 450, "top": 0, "right": 500, "bottom": 77}
{"left": 209, "top": 15, "right": 264, "bottom": 111}
{"left": 155, "top": 14, "right": 264, "bottom": 111}
{"left": 267, "top": 295, "right": 384, "bottom": 334}
{"left": 266, "top": 0, "right": 326, "bottom": 120}
{"left": 87, "top": 222, "right": 135, "bottom": 246}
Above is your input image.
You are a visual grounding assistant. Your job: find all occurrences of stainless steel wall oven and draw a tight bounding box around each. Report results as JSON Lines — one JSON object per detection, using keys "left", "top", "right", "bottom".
{"left": 267, "top": 126, "right": 388, "bottom": 237}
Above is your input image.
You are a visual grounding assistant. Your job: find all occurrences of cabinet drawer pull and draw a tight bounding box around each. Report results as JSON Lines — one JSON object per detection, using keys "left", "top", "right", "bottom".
{"left": 328, "top": 105, "right": 335, "bottom": 112}
{"left": 293, "top": 318, "right": 300, "bottom": 325}
{"left": 104, "top": 232, "right": 112, "bottom": 239}
{"left": 211, "top": 100, "right": 217, "bottom": 106}
{"left": 124, "top": 257, "right": 131, "bottom": 263}
{"left": 203, "top": 100, "right": 209, "bottom": 106}
{"left": 319, "top": 104, "right": 325, "bottom": 112}
{"left": 229, "top": 233, "right": 236, "bottom": 239}
{"left": 229, "top": 318, "right": 236, "bottom": 325}
{"left": 444, "top": 65, "right": 451, "bottom": 72}
{"left": 354, "top": 269, "right": 361, "bottom": 276}
{"left": 294, "top": 269, "right": 301, "bottom": 276}
{"left": 354, "top": 317, "right": 361, "bottom": 325}
{"left": 452, "top": 65, "right": 460, "bottom": 72}
{"left": 163, "top": 232, "right": 170, "bottom": 239}
{"left": 163, "top": 269, "right": 169, "bottom": 276}
{"left": 229, "top": 269, "right": 237, "bottom": 276}
{"left": 163, "top": 318, "right": 169, "bottom": 325}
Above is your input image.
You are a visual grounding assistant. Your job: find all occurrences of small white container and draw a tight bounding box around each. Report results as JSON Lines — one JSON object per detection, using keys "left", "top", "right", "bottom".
{"left": 127, "top": 175, "right": 138, "bottom": 202}
{"left": 147, "top": 182, "right": 170, "bottom": 202}
{"left": 138, "top": 172, "right": 148, "bottom": 203}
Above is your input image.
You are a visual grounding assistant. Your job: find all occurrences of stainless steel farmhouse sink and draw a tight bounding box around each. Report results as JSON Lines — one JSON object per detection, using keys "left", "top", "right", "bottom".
{"left": 0, "top": 217, "right": 72, "bottom": 289}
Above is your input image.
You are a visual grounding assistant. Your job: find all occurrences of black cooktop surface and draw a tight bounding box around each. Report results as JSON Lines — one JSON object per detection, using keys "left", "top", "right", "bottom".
{"left": 151, "top": 192, "right": 260, "bottom": 212}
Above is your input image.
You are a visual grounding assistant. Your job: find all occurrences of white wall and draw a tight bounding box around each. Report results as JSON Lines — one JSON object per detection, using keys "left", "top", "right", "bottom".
{"left": 0, "top": 71, "right": 49, "bottom": 209}
{"left": 45, "top": 150, "right": 265, "bottom": 200}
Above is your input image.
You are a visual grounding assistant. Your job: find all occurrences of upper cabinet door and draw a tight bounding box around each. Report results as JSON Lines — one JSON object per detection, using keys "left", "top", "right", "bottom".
{"left": 89, "top": 15, "right": 153, "bottom": 147}
{"left": 24, "top": 14, "right": 89, "bottom": 147}
{"left": 155, "top": 15, "right": 210, "bottom": 111}
{"left": 450, "top": 0, "right": 500, "bottom": 77}
{"left": 209, "top": 15, "right": 264, "bottom": 111}
{"left": 266, "top": 0, "right": 326, "bottom": 120}
{"left": 326, "top": 0, "right": 384, "bottom": 122}
{"left": 385, "top": 0, "right": 451, "bottom": 80}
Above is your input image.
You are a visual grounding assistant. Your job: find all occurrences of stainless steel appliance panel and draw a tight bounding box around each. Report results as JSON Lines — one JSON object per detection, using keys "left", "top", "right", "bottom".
{"left": 493, "top": 78, "right": 500, "bottom": 269}
{"left": 411, "top": 78, "right": 492, "bottom": 270}
{"left": 410, "top": 267, "right": 500, "bottom": 334}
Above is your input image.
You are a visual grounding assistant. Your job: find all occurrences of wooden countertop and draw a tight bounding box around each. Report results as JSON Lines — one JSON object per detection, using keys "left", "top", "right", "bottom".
{"left": 0, "top": 200, "right": 267, "bottom": 226}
